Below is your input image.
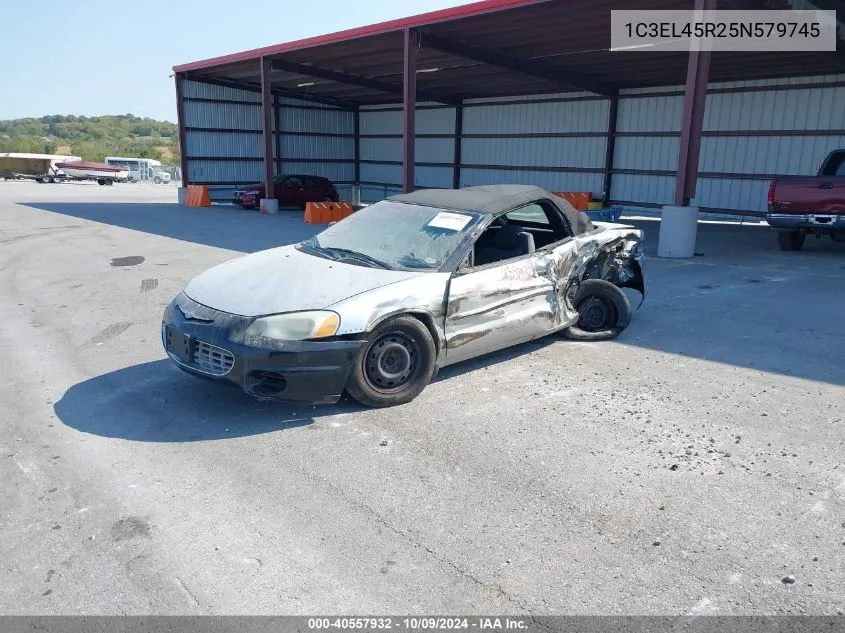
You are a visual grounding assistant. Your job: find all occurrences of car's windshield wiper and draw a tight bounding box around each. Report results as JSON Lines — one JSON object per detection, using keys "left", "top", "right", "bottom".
{"left": 323, "top": 247, "right": 393, "bottom": 270}
{"left": 299, "top": 240, "right": 335, "bottom": 260}
{"left": 397, "top": 254, "right": 437, "bottom": 269}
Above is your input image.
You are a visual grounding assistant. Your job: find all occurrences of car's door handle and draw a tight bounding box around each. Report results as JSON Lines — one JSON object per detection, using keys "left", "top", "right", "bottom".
{"left": 819, "top": 182, "right": 834, "bottom": 189}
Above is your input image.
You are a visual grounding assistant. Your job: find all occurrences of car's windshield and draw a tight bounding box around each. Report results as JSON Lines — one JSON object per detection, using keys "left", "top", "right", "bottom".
{"left": 300, "top": 201, "right": 482, "bottom": 271}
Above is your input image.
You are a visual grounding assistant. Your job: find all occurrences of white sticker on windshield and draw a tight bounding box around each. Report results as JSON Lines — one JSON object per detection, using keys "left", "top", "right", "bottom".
{"left": 427, "top": 212, "right": 472, "bottom": 231}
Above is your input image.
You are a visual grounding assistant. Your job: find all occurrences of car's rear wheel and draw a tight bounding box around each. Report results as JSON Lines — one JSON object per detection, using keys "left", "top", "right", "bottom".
{"left": 345, "top": 315, "right": 437, "bottom": 407}
{"left": 777, "top": 230, "right": 805, "bottom": 251}
{"left": 563, "top": 279, "right": 632, "bottom": 341}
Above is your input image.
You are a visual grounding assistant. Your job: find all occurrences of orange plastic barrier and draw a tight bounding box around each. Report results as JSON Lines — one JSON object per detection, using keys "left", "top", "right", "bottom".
{"left": 304, "top": 201, "right": 353, "bottom": 223}
{"left": 552, "top": 191, "right": 591, "bottom": 211}
{"left": 185, "top": 185, "right": 211, "bottom": 207}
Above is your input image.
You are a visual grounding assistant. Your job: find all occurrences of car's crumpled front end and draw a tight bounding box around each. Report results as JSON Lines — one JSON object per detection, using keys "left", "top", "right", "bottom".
{"left": 559, "top": 222, "right": 647, "bottom": 308}
{"left": 161, "top": 292, "right": 365, "bottom": 403}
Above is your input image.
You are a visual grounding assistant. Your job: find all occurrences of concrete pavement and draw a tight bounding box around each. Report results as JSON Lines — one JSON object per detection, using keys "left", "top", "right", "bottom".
{"left": 1, "top": 180, "right": 843, "bottom": 615}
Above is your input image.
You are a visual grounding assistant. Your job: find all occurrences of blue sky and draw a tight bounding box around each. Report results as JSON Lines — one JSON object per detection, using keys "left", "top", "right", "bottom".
{"left": 0, "top": 0, "right": 473, "bottom": 123}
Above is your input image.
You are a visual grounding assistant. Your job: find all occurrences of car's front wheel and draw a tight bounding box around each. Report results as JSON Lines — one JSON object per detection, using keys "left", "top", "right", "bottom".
{"left": 563, "top": 279, "right": 632, "bottom": 341}
{"left": 345, "top": 315, "right": 437, "bottom": 407}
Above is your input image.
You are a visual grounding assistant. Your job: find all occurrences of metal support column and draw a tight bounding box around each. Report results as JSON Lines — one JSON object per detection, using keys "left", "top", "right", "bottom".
{"left": 602, "top": 90, "right": 619, "bottom": 206}
{"left": 674, "top": 0, "right": 715, "bottom": 206}
{"left": 354, "top": 105, "right": 361, "bottom": 190}
{"left": 174, "top": 73, "right": 189, "bottom": 187}
{"left": 260, "top": 55, "right": 275, "bottom": 201}
{"left": 658, "top": 0, "right": 714, "bottom": 258}
{"left": 453, "top": 101, "right": 463, "bottom": 190}
{"left": 274, "top": 94, "right": 282, "bottom": 179}
{"left": 402, "top": 28, "right": 417, "bottom": 193}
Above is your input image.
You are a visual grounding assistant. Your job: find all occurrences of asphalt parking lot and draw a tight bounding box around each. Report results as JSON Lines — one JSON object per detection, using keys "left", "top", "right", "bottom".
{"left": 1, "top": 180, "right": 843, "bottom": 615}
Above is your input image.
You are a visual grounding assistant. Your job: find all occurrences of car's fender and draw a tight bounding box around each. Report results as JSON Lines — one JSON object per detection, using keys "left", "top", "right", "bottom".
{"left": 329, "top": 274, "right": 451, "bottom": 359}
{"left": 562, "top": 225, "right": 647, "bottom": 310}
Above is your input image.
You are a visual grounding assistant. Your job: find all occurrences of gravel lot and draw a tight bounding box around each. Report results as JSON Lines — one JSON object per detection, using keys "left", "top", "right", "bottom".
{"left": 1, "top": 180, "right": 843, "bottom": 615}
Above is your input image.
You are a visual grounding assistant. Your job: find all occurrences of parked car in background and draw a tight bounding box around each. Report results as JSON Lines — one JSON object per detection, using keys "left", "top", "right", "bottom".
{"left": 232, "top": 175, "right": 339, "bottom": 209}
{"left": 163, "top": 185, "right": 646, "bottom": 408}
{"left": 766, "top": 149, "right": 845, "bottom": 251}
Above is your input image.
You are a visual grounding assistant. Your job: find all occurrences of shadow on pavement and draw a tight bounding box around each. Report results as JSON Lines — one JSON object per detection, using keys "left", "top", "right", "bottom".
{"left": 54, "top": 359, "right": 364, "bottom": 442}
{"left": 22, "top": 202, "right": 320, "bottom": 253}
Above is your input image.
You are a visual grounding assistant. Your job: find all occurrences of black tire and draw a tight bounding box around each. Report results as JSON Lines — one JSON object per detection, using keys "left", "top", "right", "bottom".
{"left": 345, "top": 315, "right": 437, "bottom": 407}
{"left": 777, "top": 230, "right": 805, "bottom": 251}
{"left": 153, "top": 177, "right": 162, "bottom": 184}
{"left": 563, "top": 279, "right": 632, "bottom": 341}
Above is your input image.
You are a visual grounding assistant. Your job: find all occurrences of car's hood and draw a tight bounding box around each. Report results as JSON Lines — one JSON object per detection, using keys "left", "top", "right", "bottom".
{"left": 183, "top": 245, "right": 427, "bottom": 317}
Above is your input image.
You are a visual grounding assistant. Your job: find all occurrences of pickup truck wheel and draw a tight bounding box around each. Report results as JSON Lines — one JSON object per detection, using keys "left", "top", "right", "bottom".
{"left": 563, "top": 279, "right": 632, "bottom": 341}
{"left": 345, "top": 315, "right": 436, "bottom": 408}
{"left": 777, "top": 230, "right": 805, "bottom": 251}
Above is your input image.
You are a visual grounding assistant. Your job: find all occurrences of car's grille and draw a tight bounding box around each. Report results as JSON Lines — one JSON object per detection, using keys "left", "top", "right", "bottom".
{"left": 191, "top": 341, "right": 235, "bottom": 376}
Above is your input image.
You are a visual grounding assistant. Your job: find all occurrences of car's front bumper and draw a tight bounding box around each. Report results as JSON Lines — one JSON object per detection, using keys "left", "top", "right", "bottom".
{"left": 240, "top": 194, "right": 259, "bottom": 208}
{"left": 162, "top": 294, "right": 365, "bottom": 404}
{"left": 766, "top": 213, "right": 845, "bottom": 231}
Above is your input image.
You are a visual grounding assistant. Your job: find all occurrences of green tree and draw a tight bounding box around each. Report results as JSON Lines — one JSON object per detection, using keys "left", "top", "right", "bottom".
{"left": 0, "top": 114, "right": 180, "bottom": 162}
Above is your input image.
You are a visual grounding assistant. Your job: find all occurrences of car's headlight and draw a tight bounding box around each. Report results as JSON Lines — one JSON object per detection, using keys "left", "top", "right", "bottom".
{"left": 245, "top": 311, "right": 340, "bottom": 341}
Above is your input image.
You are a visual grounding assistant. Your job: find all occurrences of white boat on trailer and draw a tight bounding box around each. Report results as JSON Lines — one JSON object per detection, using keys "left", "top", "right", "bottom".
{"left": 55, "top": 161, "right": 129, "bottom": 185}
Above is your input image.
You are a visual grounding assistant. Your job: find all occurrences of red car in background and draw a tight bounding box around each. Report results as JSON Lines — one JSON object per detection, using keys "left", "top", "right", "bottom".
{"left": 233, "top": 174, "right": 339, "bottom": 210}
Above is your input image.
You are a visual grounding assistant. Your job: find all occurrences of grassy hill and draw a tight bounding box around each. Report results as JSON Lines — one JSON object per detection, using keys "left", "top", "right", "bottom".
{"left": 0, "top": 114, "right": 180, "bottom": 166}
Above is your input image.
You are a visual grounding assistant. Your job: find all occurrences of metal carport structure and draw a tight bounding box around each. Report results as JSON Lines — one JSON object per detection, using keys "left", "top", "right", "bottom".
{"left": 172, "top": 0, "right": 845, "bottom": 228}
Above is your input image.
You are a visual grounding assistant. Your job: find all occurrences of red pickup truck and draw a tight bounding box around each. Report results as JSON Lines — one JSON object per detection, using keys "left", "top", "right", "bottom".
{"left": 767, "top": 149, "right": 845, "bottom": 251}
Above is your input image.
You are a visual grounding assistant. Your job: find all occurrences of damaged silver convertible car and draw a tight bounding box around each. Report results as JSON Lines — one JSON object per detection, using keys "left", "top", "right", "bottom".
{"left": 162, "top": 185, "right": 646, "bottom": 407}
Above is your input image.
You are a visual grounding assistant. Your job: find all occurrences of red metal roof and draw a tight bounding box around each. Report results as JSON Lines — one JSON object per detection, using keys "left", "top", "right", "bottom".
{"left": 173, "top": 0, "right": 845, "bottom": 105}
{"left": 172, "top": 0, "right": 544, "bottom": 73}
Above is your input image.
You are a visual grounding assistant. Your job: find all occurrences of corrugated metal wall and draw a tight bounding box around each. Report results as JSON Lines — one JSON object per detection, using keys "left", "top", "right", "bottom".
{"left": 460, "top": 93, "right": 608, "bottom": 194}
{"left": 182, "top": 73, "right": 845, "bottom": 213}
{"left": 182, "top": 80, "right": 355, "bottom": 202}
{"left": 277, "top": 97, "right": 355, "bottom": 197}
{"left": 611, "top": 90, "right": 682, "bottom": 207}
{"left": 182, "top": 78, "right": 263, "bottom": 202}
{"left": 359, "top": 94, "right": 610, "bottom": 203}
{"left": 612, "top": 74, "right": 845, "bottom": 215}
{"left": 359, "top": 103, "right": 456, "bottom": 202}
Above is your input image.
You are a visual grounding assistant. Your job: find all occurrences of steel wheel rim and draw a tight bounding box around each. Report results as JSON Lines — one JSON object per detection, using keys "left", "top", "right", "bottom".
{"left": 364, "top": 332, "right": 418, "bottom": 393}
{"left": 577, "top": 295, "right": 616, "bottom": 332}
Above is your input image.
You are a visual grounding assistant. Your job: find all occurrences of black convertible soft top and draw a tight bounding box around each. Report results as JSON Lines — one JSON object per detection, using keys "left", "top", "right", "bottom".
{"left": 387, "top": 184, "right": 595, "bottom": 235}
